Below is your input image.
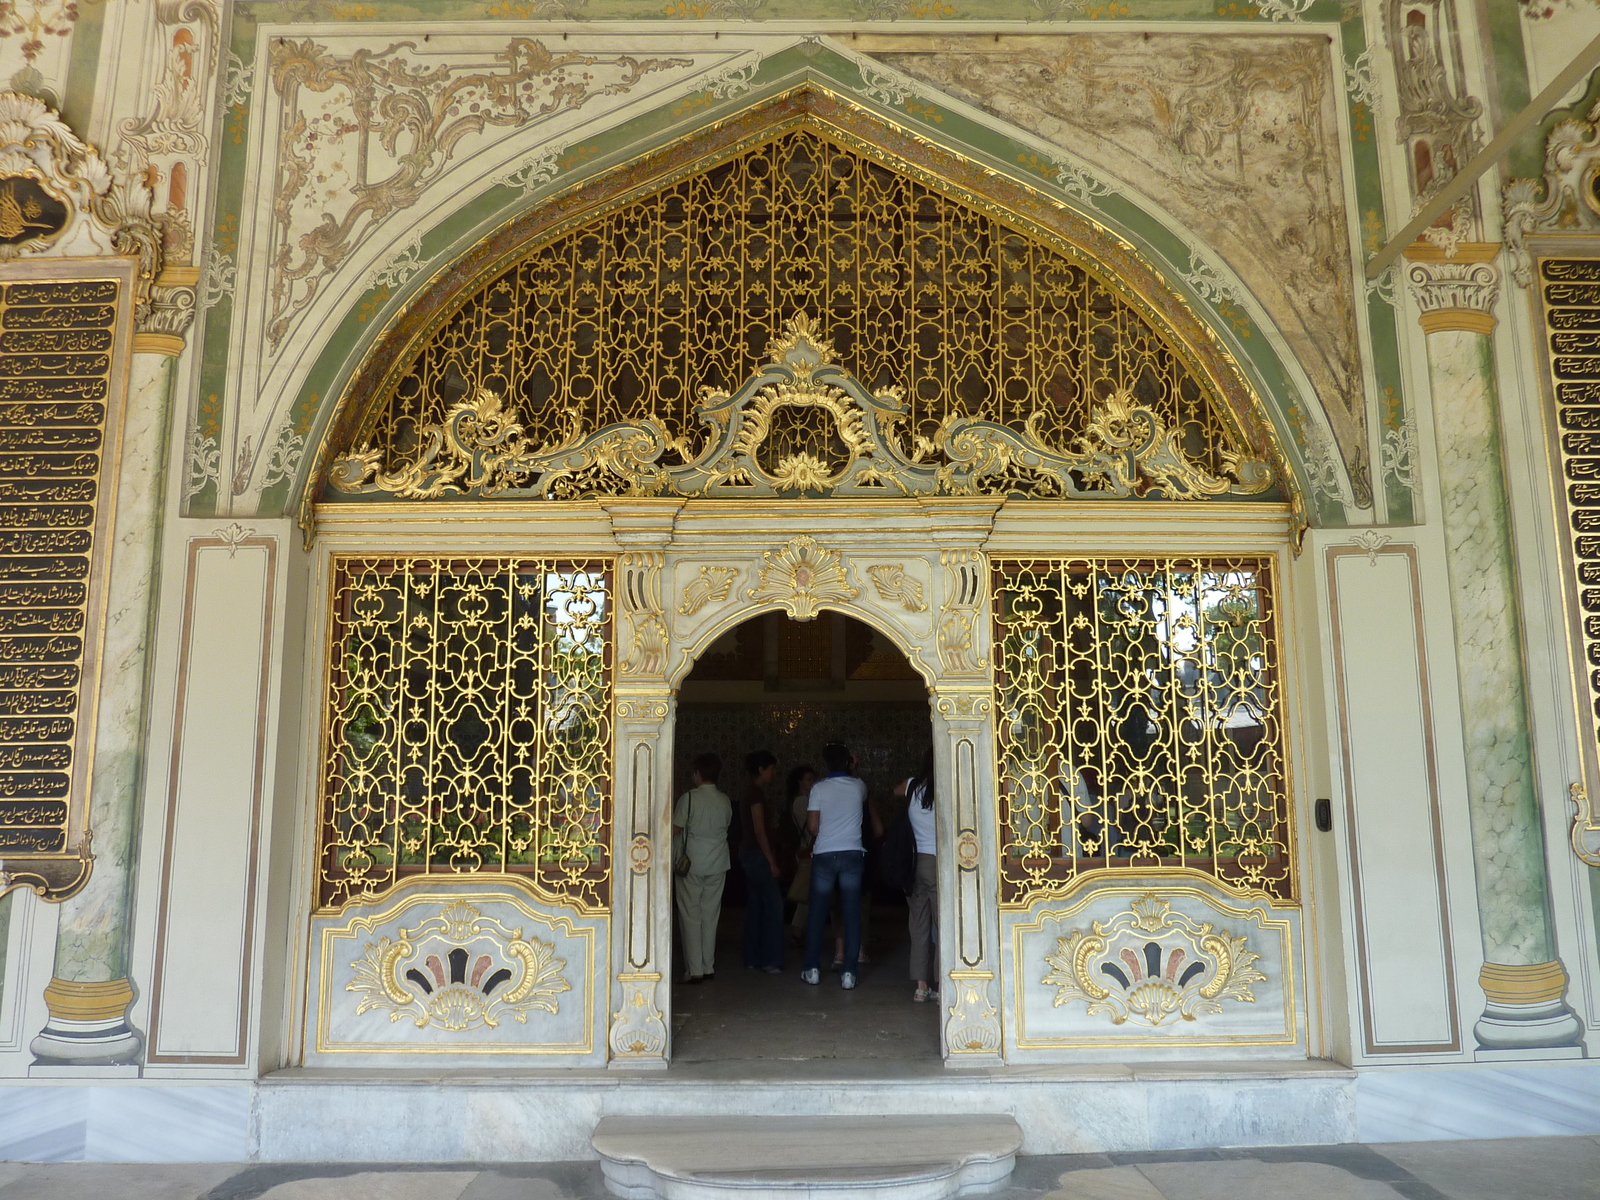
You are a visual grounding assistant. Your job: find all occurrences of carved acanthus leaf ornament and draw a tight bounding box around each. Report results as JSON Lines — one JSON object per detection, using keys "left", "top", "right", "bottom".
{"left": 330, "top": 318, "right": 1273, "bottom": 504}
{"left": 1504, "top": 96, "right": 1600, "bottom": 286}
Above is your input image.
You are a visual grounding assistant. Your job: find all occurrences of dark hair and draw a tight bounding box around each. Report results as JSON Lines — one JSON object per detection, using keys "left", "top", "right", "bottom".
{"left": 787, "top": 764, "right": 815, "bottom": 798}
{"left": 745, "top": 749, "right": 777, "bottom": 777}
{"left": 692, "top": 752, "right": 722, "bottom": 785}
{"left": 823, "top": 742, "right": 850, "bottom": 774}
{"left": 912, "top": 746, "right": 936, "bottom": 810}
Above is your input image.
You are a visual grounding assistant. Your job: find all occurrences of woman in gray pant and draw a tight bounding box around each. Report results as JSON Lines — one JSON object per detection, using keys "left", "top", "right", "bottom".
{"left": 896, "top": 748, "right": 939, "bottom": 1003}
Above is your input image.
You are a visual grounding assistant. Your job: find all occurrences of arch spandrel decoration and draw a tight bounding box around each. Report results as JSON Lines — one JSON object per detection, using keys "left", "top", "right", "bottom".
{"left": 314, "top": 117, "right": 1292, "bottom": 519}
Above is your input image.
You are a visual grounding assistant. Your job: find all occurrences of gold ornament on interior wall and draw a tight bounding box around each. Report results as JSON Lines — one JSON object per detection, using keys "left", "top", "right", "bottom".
{"left": 866, "top": 564, "right": 927, "bottom": 614}
{"left": 748, "top": 536, "right": 859, "bottom": 622}
{"left": 1041, "top": 894, "right": 1265, "bottom": 1027}
{"left": 677, "top": 565, "right": 739, "bottom": 617}
{"left": 324, "top": 127, "right": 1280, "bottom": 508}
{"left": 346, "top": 900, "right": 570, "bottom": 1032}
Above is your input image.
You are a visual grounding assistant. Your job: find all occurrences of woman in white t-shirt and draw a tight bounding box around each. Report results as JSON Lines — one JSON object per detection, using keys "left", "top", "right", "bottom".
{"left": 894, "top": 748, "right": 938, "bottom": 1002}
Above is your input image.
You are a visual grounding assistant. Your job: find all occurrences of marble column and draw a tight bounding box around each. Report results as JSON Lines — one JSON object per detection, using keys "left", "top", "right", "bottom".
{"left": 1405, "top": 244, "right": 1583, "bottom": 1052}
{"left": 31, "top": 331, "right": 179, "bottom": 1064}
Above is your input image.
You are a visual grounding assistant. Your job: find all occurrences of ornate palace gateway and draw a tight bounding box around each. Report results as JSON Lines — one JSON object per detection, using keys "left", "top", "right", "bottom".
{"left": 0, "top": 3, "right": 1594, "bottom": 1164}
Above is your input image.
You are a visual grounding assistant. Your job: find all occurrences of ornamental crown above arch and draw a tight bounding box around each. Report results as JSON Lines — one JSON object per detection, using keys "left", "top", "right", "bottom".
{"left": 312, "top": 107, "right": 1294, "bottom": 518}
{"left": 330, "top": 314, "right": 1273, "bottom": 504}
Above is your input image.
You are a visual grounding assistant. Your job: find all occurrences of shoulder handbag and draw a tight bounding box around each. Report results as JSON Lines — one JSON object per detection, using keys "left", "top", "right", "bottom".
{"left": 673, "top": 791, "right": 693, "bottom": 877}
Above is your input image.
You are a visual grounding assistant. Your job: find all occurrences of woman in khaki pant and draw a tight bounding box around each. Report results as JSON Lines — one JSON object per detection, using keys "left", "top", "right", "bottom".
{"left": 673, "top": 752, "right": 732, "bottom": 983}
{"left": 896, "top": 749, "right": 939, "bottom": 1002}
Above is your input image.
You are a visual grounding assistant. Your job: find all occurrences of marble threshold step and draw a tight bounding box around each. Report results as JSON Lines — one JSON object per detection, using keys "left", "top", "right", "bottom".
{"left": 592, "top": 1114, "right": 1024, "bottom": 1200}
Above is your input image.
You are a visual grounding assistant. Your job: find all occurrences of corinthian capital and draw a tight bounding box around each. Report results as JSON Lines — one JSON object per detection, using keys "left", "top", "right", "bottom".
{"left": 1405, "top": 244, "right": 1501, "bottom": 335}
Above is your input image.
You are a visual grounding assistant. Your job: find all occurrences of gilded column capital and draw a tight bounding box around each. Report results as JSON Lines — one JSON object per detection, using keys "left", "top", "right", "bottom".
{"left": 1404, "top": 244, "right": 1501, "bottom": 335}
{"left": 132, "top": 267, "right": 199, "bottom": 357}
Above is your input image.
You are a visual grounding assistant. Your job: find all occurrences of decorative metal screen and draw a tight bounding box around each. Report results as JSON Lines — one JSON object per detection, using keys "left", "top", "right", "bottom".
{"left": 319, "top": 556, "right": 613, "bottom": 911}
{"left": 992, "top": 557, "right": 1290, "bottom": 906}
{"left": 344, "top": 128, "right": 1253, "bottom": 499}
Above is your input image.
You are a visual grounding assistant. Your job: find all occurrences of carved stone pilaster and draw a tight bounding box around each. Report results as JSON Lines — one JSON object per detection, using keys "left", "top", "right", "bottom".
{"left": 934, "top": 686, "right": 1003, "bottom": 1062}
{"left": 1404, "top": 245, "right": 1500, "bottom": 335}
{"left": 618, "top": 552, "right": 668, "bottom": 679}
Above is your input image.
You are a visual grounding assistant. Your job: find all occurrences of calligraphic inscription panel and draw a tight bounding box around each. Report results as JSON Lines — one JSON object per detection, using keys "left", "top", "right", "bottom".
{"left": 0, "top": 278, "right": 117, "bottom": 895}
{"left": 991, "top": 557, "right": 1290, "bottom": 908}
{"left": 319, "top": 556, "right": 614, "bottom": 913}
{"left": 1539, "top": 258, "right": 1600, "bottom": 782}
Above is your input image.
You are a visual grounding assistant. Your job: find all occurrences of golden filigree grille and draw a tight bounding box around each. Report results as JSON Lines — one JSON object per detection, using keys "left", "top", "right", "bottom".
{"left": 352, "top": 129, "right": 1247, "bottom": 497}
{"left": 319, "top": 556, "right": 613, "bottom": 911}
{"left": 992, "top": 557, "right": 1291, "bottom": 907}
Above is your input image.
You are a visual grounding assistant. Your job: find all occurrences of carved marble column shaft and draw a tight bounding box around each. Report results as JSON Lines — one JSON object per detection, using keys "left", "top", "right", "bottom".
{"left": 32, "top": 348, "right": 176, "bottom": 1065}
{"left": 1405, "top": 245, "right": 1582, "bottom": 1052}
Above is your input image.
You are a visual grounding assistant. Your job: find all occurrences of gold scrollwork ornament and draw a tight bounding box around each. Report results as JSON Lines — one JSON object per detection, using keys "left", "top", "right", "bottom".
{"left": 1041, "top": 894, "right": 1266, "bottom": 1028}
{"left": 866, "top": 563, "right": 927, "bottom": 613}
{"left": 346, "top": 901, "right": 570, "bottom": 1032}
{"left": 1571, "top": 782, "right": 1600, "bottom": 867}
{"left": 609, "top": 973, "right": 667, "bottom": 1058}
{"left": 944, "top": 971, "right": 1001, "bottom": 1054}
{"left": 748, "top": 536, "right": 859, "bottom": 621}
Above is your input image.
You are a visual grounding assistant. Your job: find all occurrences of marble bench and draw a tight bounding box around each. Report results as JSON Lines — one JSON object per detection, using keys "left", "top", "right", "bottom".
{"left": 592, "top": 1113, "right": 1024, "bottom": 1199}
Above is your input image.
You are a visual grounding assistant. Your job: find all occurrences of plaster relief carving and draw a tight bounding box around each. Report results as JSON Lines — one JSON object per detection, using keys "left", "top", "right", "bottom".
{"left": 346, "top": 900, "right": 570, "bottom": 1032}
{"left": 678, "top": 565, "right": 739, "bottom": 617}
{"left": 1504, "top": 97, "right": 1600, "bottom": 285}
{"left": 859, "top": 34, "right": 1369, "bottom": 505}
{"left": 619, "top": 552, "right": 667, "bottom": 678}
{"left": 937, "top": 550, "right": 986, "bottom": 675}
{"left": 1040, "top": 893, "right": 1266, "bottom": 1027}
{"left": 866, "top": 563, "right": 926, "bottom": 613}
{"left": 265, "top": 38, "right": 693, "bottom": 351}
{"left": 944, "top": 970, "right": 1001, "bottom": 1054}
{"left": 748, "top": 535, "right": 858, "bottom": 621}
{"left": 609, "top": 973, "right": 666, "bottom": 1058}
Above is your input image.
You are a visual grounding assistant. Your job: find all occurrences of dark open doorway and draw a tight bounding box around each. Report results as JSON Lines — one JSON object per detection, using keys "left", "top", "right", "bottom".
{"left": 669, "top": 611, "right": 940, "bottom": 1063}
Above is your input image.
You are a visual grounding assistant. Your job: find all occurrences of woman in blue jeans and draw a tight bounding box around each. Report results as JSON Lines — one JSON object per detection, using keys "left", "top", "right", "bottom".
{"left": 800, "top": 742, "right": 883, "bottom": 990}
{"left": 737, "top": 750, "right": 784, "bottom": 972}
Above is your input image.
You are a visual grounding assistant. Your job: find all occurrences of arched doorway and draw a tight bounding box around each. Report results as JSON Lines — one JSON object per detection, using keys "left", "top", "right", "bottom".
{"left": 670, "top": 609, "right": 939, "bottom": 1063}
{"left": 297, "top": 99, "right": 1309, "bottom": 1072}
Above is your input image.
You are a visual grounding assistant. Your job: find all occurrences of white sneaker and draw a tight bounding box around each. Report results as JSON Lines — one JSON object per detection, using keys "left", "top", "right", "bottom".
{"left": 800, "top": 968, "right": 820, "bottom": 985}
{"left": 841, "top": 972, "right": 857, "bottom": 990}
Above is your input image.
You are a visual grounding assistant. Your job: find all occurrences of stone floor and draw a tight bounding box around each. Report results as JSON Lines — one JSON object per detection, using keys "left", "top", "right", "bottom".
{"left": 670, "top": 898, "right": 941, "bottom": 1062}
{"left": 2, "top": 1138, "right": 1598, "bottom": 1199}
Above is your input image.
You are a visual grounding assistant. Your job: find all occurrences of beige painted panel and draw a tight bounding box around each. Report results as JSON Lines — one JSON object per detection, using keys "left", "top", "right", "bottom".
{"left": 148, "top": 541, "right": 274, "bottom": 1061}
{"left": 1329, "top": 549, "right": 1459, "bottom": 1053}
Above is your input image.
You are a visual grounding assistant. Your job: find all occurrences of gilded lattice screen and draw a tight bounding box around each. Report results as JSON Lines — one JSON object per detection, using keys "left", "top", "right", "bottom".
{"left": 991, "top": 558, "right": 1291, "bottom": 906}
{"left": 319, "top": 557, "right": 613, "bottom": 910}
{"left": 331, "top": 129, "right": 1268, "bottom": 503}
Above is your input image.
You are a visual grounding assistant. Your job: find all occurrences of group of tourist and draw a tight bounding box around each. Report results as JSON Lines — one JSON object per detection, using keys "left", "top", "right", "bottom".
{"left": 671, "top": 742, "right": 939, "bottom": 1001}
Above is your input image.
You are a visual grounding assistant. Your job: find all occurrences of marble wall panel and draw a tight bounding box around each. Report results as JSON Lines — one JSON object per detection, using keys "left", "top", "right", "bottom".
{"left": 306, "top": 880, "right": 607, "bottom": 1067}
{"left": 1005, "top": 879, "right": 1302, "bottom": 1061}
{"left": 858, "top": 33, "right": 1369, "bottom": 502}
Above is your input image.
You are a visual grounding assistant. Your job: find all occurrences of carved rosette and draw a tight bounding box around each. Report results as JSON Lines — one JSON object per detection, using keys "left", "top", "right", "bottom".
{"left": 748, "top": 536, "right": 859, "bottom": 621}
{"left": 1405, "top": 249, "right": 1501, "bottom": 336}
{"left": 609, "top": 972, "right": 667, "bottom": 1060}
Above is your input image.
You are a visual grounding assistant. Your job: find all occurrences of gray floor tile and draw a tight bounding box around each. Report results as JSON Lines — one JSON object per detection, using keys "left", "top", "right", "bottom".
{"left": 457, "top": 1163, "right": 608, "bottom": 1199}
{"left": 1135, "top": 1159, "right": 1409, "bottom": 1200}
{"left": 251, "top": 1169, "right": 477, "bottom": 1200}
{"left": 0, "top": 1163, "right": 238, "bottom": 1200}
{"left": 1040, "top": 1166, "right": 1167, "bottom": 1199}
{"left": 1372, "top": 1135, "right": 1600, "bottom": 1200}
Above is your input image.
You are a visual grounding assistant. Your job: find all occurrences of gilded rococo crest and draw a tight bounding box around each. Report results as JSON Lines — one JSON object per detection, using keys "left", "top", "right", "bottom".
{"left": 1041, "top": 893, "right": 1266, "bottom": 1028}
{"left": 347, "top": 899, "right": 570, "bottom": 1033}
{"left": 330, "top": 317, "right": 1274, "bottom": 505}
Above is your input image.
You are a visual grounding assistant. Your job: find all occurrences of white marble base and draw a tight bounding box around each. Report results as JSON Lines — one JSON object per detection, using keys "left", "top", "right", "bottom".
{"left": 592, "top": 1114, "right": 1022, "bottom": 1199}
{"left": 1, "top": 1059, "right": 1595, "bottom": 1161}
{"left": 1356, "top": 1060, "right": 1600, "bottom": 1142}
{"left": 0, "top": 1084, "right": 251, "bottom": 1161}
